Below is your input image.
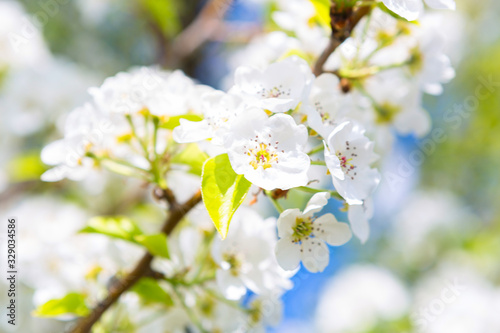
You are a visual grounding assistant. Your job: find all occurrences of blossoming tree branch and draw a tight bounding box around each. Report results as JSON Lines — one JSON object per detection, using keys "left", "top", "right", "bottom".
{"left": 37, "top": 0, "right": 457, "bottom": 331}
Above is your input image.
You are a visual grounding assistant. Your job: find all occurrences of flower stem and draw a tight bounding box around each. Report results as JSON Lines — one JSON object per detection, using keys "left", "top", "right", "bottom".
{"left": 125, "top": 114, "right": 150, "bottom": 159}
{"left": 311, "top": 160, "right": 327, "bottom": 166}
{"left": 307, "top": 144, "right": 325, "bottom": 156}
{"left": 173, "top": 287, "right": 207, "bottom": 333}
{"left": 294, "top": 186, "right": 344, "bottom": 201}
{"left": 265, "top": 191, "right": 285, "bottom": 213}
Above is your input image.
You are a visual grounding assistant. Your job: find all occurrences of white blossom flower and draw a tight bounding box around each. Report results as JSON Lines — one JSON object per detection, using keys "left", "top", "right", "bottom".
{"left": 382, "top": 0, "right": 456, "bottom": 21}
{"left": 225, "top": 110, "right": 310, "bottom": 191}
{"left": 362, "top": 70, "right": 432, "bottom": 139}
{"left": 173, "top": 91, "right": 245, "bottom": 145}
{"left": 275, "top": 192, "right": 352, "bottom": 273}
{"left": 147, "top": 70, "right": 213, "bottom": 117}
{"left": 89, "top": 67, "right": 211, "bottom": 116}
{"left": 409, "top": 17, "right": 456, "bottom": 95}
{"left": 89, "top": 67, "right": 163, "bottom": 115}
{"left": 0, "top": 1, "right": 51, "bottom": 69}
{"left": 324, "top": 121, "right": 380, "bottom": 205}
{"left": 0, "top": 59, "right": 98, "bottom": 136}
{"left": 245, "top": 294, "right": 284, "bottom": 333}
{"left": 211, "top": 207, "right": 292, "bottom": 300}
{"left": 304, "top": 73, "right": 350, "bottom": 139}
{"left": 41, "top": 103, "right": 111, "bottom": 182}
{"left": 272, "top": 0, "right": 328, "bottom": 56}
{"left": 231, "top": 56, "right": 314, "bottom": 113}
{"left": 226, "top": 31, "right": 302, "bottom": 79}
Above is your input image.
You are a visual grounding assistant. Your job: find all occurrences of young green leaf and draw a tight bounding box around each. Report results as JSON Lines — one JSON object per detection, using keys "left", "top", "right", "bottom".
{"left": 171, "top": 143, "right": 209, "bottom": 176}
{"left": 80, "top": 216, "right": 143, "bottom": 243}
{"left": 160, "top": 114, "right": 203, "bottom": 130}
{"left": 377, "top": 2, "right": 414, "bottom": 22}
{"left": 201, "top": 154, "right": 251, "bottom": 239}
{"left": 134, "top": 234, "right": 170, "bottom": 258}
{"left": 310, "top": 0, "right": 331, "bottom": 30}
{"left": 131, "top": 278, "right": 174, "bottom": 307}
{"left": 143, "top": 0, "right": 181, "bottom": 39}
{"left": 7, "top": 151, "right": 47, "bottom": 182}
{"left": 33, "top": 293, "right": 89, "bottom": 318}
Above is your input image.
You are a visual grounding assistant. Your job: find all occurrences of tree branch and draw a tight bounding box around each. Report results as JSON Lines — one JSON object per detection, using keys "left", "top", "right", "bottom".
{"left": 313, "top": 1, "right": 374, "bottom": 76}
{"left": 70, "top": 190, "right": 202, "bottom": 333}
{"left": 165, "top": 0, "right": 233, "bottom": 68}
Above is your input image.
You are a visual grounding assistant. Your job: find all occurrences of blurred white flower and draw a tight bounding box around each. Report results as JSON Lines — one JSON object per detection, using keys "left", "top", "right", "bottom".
{"left": 0, "top": 59, "right": 98, "bottom": 136}
{"left": 1, "top": 197, "right": 142, "bottom": 305}
{"left": 173, "top": 91, "right": 245, "bottom": 145}
{"left": 316, "top": 265, "right": 410, "bottom": 333}
{"left": 410, "top": 16, "right": 456, "bottom": 95}
{"left": 89, "top": 68, "right": 211, "bottom": 116}
{"left": 211, "top": 207, "right": 292, "bottom": 300}
{"left": 390, "top": 191, "right": 470, "bottom": 258}
{"left": 245, "top": 294, "right": 284, "bottom": 333}
{"left": 382, "top": 0, "right": 456, "bottom": 21}
{"left": 40, "top": 103, "right": 111, "bottom": 182}
{"left": 412, "top": 263, "right": 500, "bottom": 333}
{"left": 0, "top": 1, "right": 51, "bottom": 69}
{"left": 364, "top": 70, "right": 432, "bottom": 138}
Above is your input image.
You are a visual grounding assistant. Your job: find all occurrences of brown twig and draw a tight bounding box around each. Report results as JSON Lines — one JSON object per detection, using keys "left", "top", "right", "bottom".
{"left": 313, "top": 1, "right": 374, "bottom": 76}
{"left": 70, "top": 190, "right": 202, "bottom": 333}
{"left": 165, "top": 0, "right": 234, "bottom": 68}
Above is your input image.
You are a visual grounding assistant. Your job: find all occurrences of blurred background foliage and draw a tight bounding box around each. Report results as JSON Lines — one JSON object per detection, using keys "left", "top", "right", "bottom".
{"left": 1, "top": 0, "right": 500, "bottom": 332}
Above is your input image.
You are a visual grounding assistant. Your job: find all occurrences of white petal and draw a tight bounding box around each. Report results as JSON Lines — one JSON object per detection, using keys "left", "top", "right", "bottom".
{"left": 332, "top": 167, "right": 381, "bottom": 205}
{"left": 40, "top": 167, "right": 65, "bottom": 182}
{"left": 303, "top": 192, "right": 331, "bottom": 216}
{"left": 348, "top": 204, "right": 370, "bottom": 244}
{"left": 41, "top": 140, "right": 66, "bottom": 165}
{"left": 300, "top": 239, "right": 329, "bottom": 273}
{"left": 277, "top": 209, "right": 302, "bottom": 238}
{"left": 314, "top": 214, "right": 352, "bottom": 246}
{"left": 324, "top": 141, "right": 345, "bottom": 180}
{"left": 172, "top": 119, "right": 212, "bottom": 143}
{"left": 382, "top": 0, "right": 423, "bottom": 21}
{"left": 275, "top": 238, "right": 301, "bottom": 271}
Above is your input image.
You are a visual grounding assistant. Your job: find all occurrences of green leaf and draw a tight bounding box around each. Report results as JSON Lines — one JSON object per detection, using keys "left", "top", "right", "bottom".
{"left": 143, "top": 0, "right": 181, "bottom": 39}
{"left": 131, "top": 278, "right": 174, "bottom": 307}
{"left": 7, "top": 151, "right": 47, "bottom": 182}
{"left": 134, "top": 234, "right": 170, "bottom": 258}
{"left": 160, "top": 114, "right": 203, "bottom": 130}
{"left": 310, "top": 0, "right": 331, "bottom": 30}
{"left": 377, "top": 2, "right": 415, "bottom": 22}
{"left": 171, "top": 143, "right": 209, "bottom": 176}
{"left": 279, "top": 49, "right": 314, "bottom": 64}
{"left": 201, "top": 154, "right": 251, "bottom": 239}
{"left": 33, "top": 293, "right": 89, "bottom": 318}
{"left": 80, "top": 216, "right": 143, "bottom": 243}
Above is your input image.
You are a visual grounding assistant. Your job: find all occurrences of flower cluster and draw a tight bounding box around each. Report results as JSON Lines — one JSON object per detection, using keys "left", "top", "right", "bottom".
{"left": 175, "top": 54, "right": 382, "bottom": 251}
{"left": 34, "top": 0, "right": 460, "bottom": 331}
